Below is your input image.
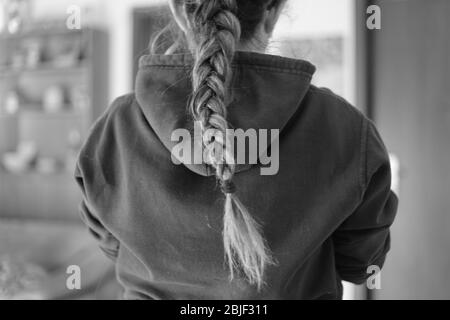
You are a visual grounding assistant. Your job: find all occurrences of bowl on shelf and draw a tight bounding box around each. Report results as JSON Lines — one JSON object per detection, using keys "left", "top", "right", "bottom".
{"left": 1, "top": 141, "right": 37, "bottom": 173}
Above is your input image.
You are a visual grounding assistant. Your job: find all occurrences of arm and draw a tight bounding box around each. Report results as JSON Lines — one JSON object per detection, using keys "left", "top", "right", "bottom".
{"left": 333, "top": 119, "right": 398, "bottom": 284}
{"left": 75, "top": 156, "right": 120, "bottom": 262}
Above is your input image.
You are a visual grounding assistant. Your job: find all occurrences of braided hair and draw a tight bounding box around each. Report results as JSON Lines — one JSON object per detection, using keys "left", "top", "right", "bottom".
{"left": 166, "top": 0, "right": 279, "bottom": 289}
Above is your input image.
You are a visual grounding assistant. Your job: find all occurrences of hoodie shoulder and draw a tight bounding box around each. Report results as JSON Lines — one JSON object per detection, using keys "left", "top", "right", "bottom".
{"left": 81, "top": 93, "right": 137, "bottom": 154}
{"left": 75, "top": 93, "right": 137, "bottom": 185}
{"left": 308, "top": 85, "right": 366, "bottom": 123}
{"left": 304, "top": 85, "right": 379, "bottom": 194}
{"left": 103, "top": 93, "right": 137, "bottom": 124}
{"left": 305, "top": 85, "right": 367, "bottom": 145}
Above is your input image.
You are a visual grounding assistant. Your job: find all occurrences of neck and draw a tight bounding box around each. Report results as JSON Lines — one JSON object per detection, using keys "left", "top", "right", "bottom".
{"left": 237, "top": 38, "right": 269, "bottom": 54}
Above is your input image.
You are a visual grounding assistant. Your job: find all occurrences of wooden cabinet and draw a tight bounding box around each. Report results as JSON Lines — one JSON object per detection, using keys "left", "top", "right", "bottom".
{"left": 0, "top": 26, "right": 108, "bottom": 221}
{"left": 0, "top": 23, "right": 116, "bottom": 299}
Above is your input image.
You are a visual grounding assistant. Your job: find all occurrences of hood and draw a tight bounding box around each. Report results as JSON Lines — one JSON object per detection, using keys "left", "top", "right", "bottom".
{"left": 135, "top": 51, "right": 316, "bottom": 176}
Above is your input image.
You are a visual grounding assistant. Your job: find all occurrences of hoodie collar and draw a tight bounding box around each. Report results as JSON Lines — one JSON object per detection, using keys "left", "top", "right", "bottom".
{"left": 138, "top": 51, "right": 316, "bottom": 75}
{"left": 135, "top": 51, "right": 316, "bottom": 176}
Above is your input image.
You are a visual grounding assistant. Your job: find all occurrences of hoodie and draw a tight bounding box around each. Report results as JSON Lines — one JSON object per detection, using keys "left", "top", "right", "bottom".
{"left": 74, "top": 51, "right": 398, "bottom": 300}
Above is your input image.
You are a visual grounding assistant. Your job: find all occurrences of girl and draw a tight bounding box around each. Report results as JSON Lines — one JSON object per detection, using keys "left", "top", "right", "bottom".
{"left": 75, "top": 0, "right": 398, "bottom": 299}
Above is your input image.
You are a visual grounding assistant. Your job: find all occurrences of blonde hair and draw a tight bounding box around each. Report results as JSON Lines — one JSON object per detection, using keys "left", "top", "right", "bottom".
{"left": 184, "top": 0, "right": 275, "bottom": 289}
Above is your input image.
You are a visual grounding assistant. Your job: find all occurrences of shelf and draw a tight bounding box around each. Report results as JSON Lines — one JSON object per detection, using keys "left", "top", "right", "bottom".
{"left": 0, "top": 27, "right": 109, "bottom": 227}
{"left": 15, "top": 109, "right": 87, "bottom": 118}
{"left": 0, "top": 169, "right": 74, "bottom": 178}
{"left": 0, "top": 27, "right": 84, "bottom": 41}
{"left": 0, "top": 63, "right": 88, "bottom": 78}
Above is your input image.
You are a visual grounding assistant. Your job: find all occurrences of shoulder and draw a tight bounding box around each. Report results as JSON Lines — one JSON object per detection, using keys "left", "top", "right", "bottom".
{"left": 302, "top": 85, "right": 368, "bottom": 152}
{"left": 304, "top": 85, "right": 389, "bottom": 191}
{"left": 87, "top": 93, "right": 137, "bottom": 145}
{"left": 81, "top": 93, "right": 136, "bottom": 154}
{"left": 75, "top": 93, "right": 137, "bottom": 183}
{"left": 100, "top": 93, "right": 137, "bottom": 127}
{"left": 307, "top": 85, "right": 366, "bottom": 128}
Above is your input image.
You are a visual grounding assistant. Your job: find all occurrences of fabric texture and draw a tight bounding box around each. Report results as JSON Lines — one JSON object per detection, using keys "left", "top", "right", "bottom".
{"left": 74, "top": 51, "right": 398, "bottom": 300}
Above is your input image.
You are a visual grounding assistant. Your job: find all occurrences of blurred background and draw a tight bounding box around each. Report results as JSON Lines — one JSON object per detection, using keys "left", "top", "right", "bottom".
{"left": 0, "top": 0, "right": 448, "bottom": 300}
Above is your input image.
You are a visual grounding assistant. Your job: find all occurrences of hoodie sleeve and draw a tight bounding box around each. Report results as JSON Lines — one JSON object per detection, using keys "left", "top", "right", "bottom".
{"left": 74, "top": 113, "right": 120, "bottom": 262}
{"left": 332, "top": 119, "right": 398, "bottom": 284}
{"left": 75, "top": 162, "right": 120, "bottom": 262}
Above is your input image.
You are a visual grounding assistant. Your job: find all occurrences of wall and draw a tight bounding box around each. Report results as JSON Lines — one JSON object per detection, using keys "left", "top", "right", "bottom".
{"left": 273, "top": 0, "right": 356, "bottom": 105}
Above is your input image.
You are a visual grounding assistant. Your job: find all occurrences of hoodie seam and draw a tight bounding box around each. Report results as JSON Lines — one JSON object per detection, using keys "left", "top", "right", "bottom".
{"left": 138, "top": 52, "right": 316, "bottom": 75}
{"left": 360, "top": 117, "right": 369, "bottom": 197}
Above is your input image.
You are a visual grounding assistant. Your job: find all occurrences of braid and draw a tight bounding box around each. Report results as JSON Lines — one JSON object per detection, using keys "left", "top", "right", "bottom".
{"left": 188, "top": 0, "right": 274, "bottom": 289}
{"left": 190, "top": 0, "right": 239, "bottom": 178}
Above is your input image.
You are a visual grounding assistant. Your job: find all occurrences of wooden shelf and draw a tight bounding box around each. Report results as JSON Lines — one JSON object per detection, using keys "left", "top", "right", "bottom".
{"left": 17, "top": 108, "right": 86, "bottom": 118}
{"left": 0, "top": 26, "right": 108, "bottom": 224}
{"left": 0, "top": 64, "right": 88, "bottom": 78}
{"left": 0, "top": 169, "right": 74, "bottom": 178}
{"left": 0, "top": 28, "right": 84, "bottom": 41}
